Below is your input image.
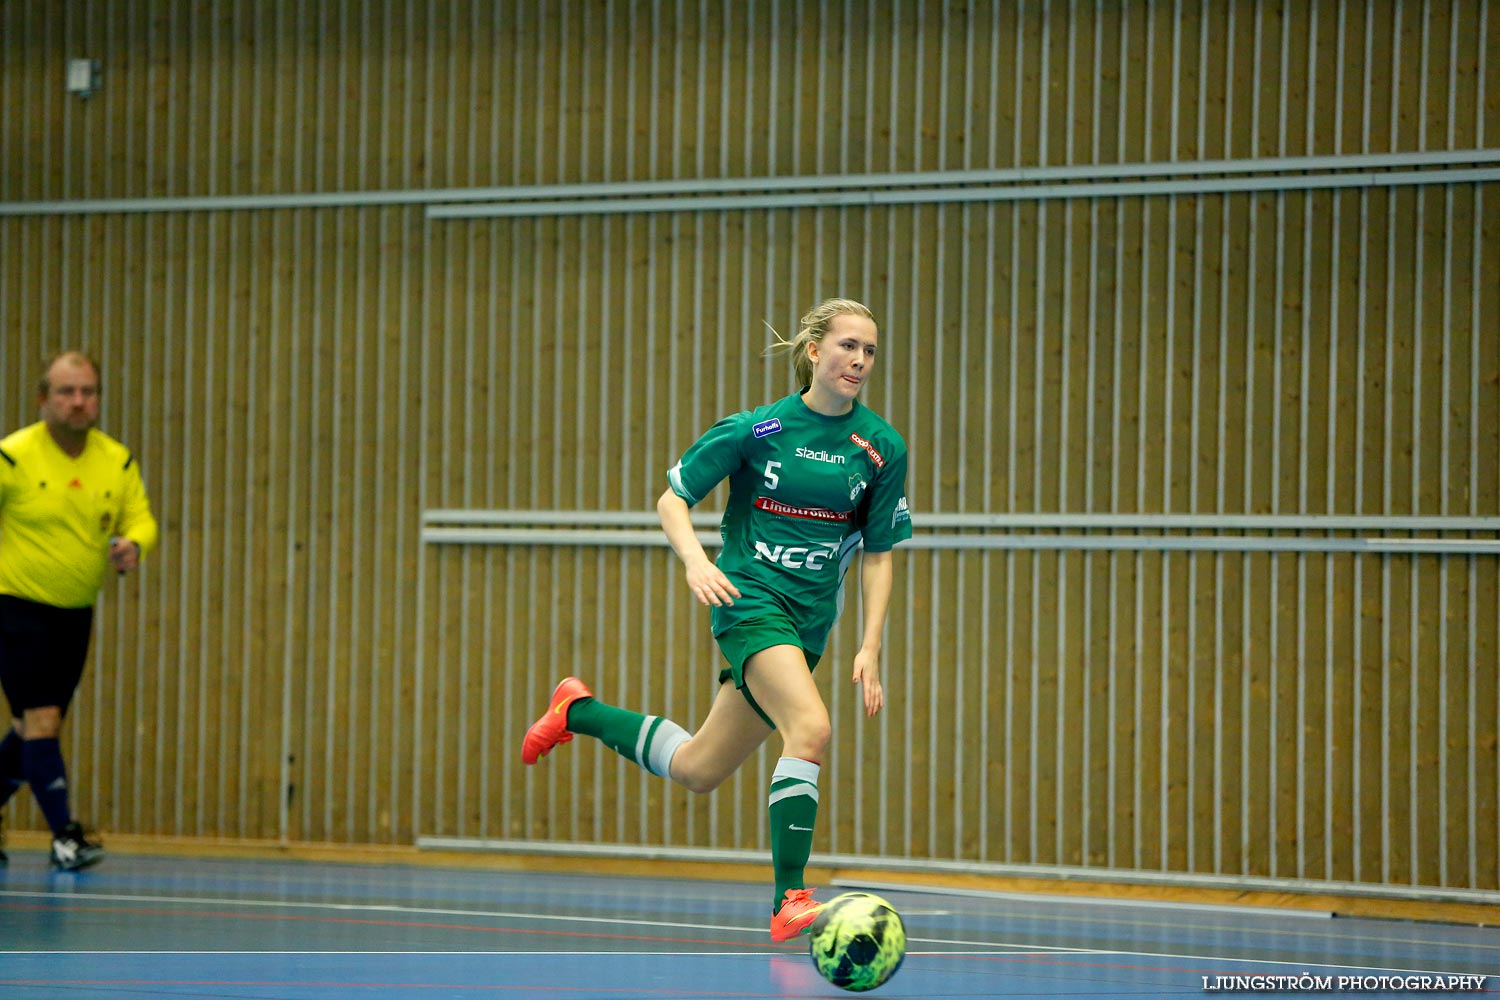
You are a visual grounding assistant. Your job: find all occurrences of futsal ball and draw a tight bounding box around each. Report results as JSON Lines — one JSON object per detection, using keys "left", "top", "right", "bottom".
{"left": 807, "top": 892, "right": 907, "bottom": 992}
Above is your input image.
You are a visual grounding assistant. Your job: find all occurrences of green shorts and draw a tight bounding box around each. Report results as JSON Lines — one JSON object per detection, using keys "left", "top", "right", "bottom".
{"left": 715, "top": 614, "right": 823, "bottom": 729}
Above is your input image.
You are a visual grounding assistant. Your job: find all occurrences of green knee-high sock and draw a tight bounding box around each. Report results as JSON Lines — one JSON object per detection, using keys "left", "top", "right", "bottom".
{"left": 566, "top": 698, "right": 690, "bottom": 778}
{"left": 768, "top": 756, "right": 820, "bottom": 911}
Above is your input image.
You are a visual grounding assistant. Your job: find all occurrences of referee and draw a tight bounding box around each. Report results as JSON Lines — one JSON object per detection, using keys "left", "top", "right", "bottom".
{"left": 0, "top": 351, "right": 158, "bottom": 870}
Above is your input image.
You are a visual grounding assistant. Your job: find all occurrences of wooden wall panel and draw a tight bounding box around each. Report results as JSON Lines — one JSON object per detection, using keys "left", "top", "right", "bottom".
{"left": 2, "top": 0, "right": 1498, "bottom": 895}
{"left": 8, "top": 1, "right": 1496, "bottom": 201}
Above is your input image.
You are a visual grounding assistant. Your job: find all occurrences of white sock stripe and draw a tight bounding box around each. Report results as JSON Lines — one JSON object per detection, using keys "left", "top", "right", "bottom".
{"left": 646, "top": 719, "right": 691, "bottom": 778}
{"left": 768, "top": 784, "right": 819, "bottom": 807}
{"left": 772, "top": 756, "right": 821, "bottom": 784}
{"left": 635, "top": 716, "right": 658, "bottom": 769}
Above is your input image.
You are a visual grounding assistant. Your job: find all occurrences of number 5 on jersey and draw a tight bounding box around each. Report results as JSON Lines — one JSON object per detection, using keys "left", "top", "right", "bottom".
{"left": 764, "top": 460, "right": 781, "bottom": 491}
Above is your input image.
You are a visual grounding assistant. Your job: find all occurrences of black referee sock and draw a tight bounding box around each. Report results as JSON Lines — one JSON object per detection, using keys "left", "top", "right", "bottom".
{"left": 0, "top": 729, "right": 21, "bottom": 809}
{"left": 22, "top": 738, "right": 71, "bottom": 836}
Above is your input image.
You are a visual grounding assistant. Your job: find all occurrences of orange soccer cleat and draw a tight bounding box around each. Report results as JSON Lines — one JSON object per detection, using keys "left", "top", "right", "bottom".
{"left": 769, "top": 887, "right": 822, "bottom": 942}
{"left": 520, "top": 677, "right": 594, "bottom": 765}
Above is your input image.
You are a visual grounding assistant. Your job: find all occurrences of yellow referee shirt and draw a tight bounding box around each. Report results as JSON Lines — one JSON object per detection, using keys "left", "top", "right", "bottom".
{"left": 0, "top": 422, "right": 159, "bottom": 609}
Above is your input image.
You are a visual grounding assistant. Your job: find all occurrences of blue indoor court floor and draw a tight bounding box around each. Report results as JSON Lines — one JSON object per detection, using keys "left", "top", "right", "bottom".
{"left": 2, "top": 851, "right": 1496, "bottom": 998}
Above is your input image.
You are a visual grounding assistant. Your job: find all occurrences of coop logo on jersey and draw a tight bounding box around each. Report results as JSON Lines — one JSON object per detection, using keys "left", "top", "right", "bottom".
{"left": 849, "top": 432, "right": 886, "bottom": 469}
{"left": 795, "top": 446, "right": 845, "bottom": 465}
{"left": 752, "top": 418, "right": 783, "bottom": 438}
{"left": 753, "top": 539, "right": 841, "bottom": 571}
{"left": 891, "top": 496, "right": 910, "bottom": 528}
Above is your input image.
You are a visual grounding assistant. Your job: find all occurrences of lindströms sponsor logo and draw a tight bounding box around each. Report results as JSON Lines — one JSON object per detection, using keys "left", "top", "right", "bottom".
{"left": 754, "top": 497, "right": 852, "bottom": 522}
{"left": 795, "top": 446, "right": 846, "bottom": 464}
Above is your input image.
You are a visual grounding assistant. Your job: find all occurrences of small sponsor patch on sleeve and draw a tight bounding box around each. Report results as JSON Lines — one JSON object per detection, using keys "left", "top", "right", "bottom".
{"left": 891, "top": 496, "right": 910, "bottom": 528}
{"left": 752, "top": 418, "right": 783, "bottom": 438}
{"left": 849, "top": 431, "right": 885, "bottom": 468}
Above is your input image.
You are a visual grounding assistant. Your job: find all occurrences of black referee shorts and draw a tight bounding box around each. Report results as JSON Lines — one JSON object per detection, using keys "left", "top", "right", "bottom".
{"left": 0, "top": 594, "right": 95, "bottom": 720}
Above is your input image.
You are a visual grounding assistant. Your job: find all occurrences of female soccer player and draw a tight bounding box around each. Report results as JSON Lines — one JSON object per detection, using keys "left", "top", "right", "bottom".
{"left": 521, "top": 297, "right": 912, "bottom": 941}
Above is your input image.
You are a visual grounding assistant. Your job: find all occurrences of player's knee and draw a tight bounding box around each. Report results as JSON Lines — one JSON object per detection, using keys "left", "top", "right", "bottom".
{"left": 682, "top": 772, "right": 724, "bottom": 795}
{"left": 808, "top": 719, "right": 832, "bottom": 757}
{"left": 673, "top": 759, "right": 730, "bottom": 795}
{"left": 784, "top": 714, "right": 831, "bottom": 760}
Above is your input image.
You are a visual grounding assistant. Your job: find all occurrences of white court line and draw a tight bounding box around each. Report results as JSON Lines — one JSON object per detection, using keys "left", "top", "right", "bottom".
{"left": 0, "top": 946, "right": 1490, "bottom": 982}
{"left": 0, "top": 889, "right": 1019, "bottom": 949}
{"left": 0, "top": 949, "right": 1043, "bottom": 957}
{"left": 6, "top": 889, "right": 1495, "bottom": 964}
{"left": 833, "top": 877, "right": 1333, "bottom": 919}
{"left": 839, "top": 883, "right": 1500, "bottom": 956}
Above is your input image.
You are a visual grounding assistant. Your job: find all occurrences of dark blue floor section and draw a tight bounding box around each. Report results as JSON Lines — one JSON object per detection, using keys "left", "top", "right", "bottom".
{"left": 2, "top": 851, "right": 1496, "bottom": 998}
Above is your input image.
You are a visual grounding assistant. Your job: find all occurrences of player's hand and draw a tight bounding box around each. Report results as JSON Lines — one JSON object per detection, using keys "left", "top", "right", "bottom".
{"left": 683, "top": 558, "right": 739, "bottom": 607}
{"left": 852, "top": 649, "right": 884, "bottom": 718}
{"left": 109, "top": 536, "right": 140, "bottom": 575}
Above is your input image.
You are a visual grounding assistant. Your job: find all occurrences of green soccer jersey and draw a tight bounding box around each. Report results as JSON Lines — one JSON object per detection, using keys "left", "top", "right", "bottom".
{"left": 667, "top": 390, "right": 912, "bottom": 654}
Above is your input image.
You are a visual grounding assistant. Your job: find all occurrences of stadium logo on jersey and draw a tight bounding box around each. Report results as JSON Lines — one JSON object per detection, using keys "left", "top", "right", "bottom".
{"left": 755, "top": 497, "right": 852, "bottom": 522}
{"left": 848, "top": 473, "right": 868, "bottom": 503}
{"left": 753, "top": 418, "right": 783, "bottom": 438}
{"left": 891, "top": 496, "right": 910, "bottom": 528}
{"left": 795, "top": 446, "right": 845, "bottom": 465}
{"left": 753, "top": 540, "right": 841, "bottom": 571}
{"left": 849, "top": 432, "right": 886, "bottom": 469}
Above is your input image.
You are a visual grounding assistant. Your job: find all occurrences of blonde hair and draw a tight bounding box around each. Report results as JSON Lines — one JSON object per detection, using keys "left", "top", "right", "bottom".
{"left": 765, "top": 297, "right": 876, "bottom": 387}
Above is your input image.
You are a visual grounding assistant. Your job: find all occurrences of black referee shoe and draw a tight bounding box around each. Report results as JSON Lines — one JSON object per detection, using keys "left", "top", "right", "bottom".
{"left": 50, "top": 821, "right": 105, "bottom": 871}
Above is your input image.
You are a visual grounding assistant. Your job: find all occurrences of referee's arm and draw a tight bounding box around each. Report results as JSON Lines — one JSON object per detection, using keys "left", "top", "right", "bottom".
{"left": 110, "top": 457, "right": 159, "bottom": 574}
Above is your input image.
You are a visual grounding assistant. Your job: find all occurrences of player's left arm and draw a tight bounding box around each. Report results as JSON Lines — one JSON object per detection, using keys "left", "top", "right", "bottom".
{"left": 110, "top": 456, "right": 159, "bottom": 574}
{"left": 850, "top": 437, "right": 911, "bottom": 719}
{"left": 852, "top": 549, "right": 893, "bottom": 718}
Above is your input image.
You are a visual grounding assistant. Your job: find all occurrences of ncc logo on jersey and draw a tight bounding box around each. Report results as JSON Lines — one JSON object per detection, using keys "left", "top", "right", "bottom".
{"left": 753, "top": 540, "right": 840, "bottom": 571}
{"left": 752, "top": 418, "right": 783, "bottom": 438}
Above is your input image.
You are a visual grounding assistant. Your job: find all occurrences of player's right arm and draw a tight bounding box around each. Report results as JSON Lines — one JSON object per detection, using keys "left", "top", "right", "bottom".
{"left": 661, "top": 411, "right": 752, "bottom": 607}
{"left": 656, "top": 489, "right": 740, "bottom": 607}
